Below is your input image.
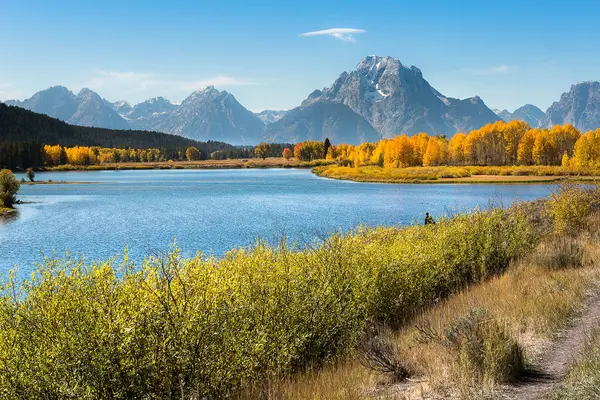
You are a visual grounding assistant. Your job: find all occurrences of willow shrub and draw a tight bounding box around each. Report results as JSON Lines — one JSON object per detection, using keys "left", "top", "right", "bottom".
{"left": 0, "top": 205, "right": 540, "bottom": 399}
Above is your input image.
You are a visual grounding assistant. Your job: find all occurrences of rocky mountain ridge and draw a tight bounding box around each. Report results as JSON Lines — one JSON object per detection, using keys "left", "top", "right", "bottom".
{"left": 5, "top": 58, "right": 600, "bottom": 144}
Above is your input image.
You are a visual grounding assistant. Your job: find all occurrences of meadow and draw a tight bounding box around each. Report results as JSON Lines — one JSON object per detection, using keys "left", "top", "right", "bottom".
{"left": 314, "top": 165, "right": 600, "bottom": 184}
{"left": 1, "top": 183, "right": 598, "bottom": 399}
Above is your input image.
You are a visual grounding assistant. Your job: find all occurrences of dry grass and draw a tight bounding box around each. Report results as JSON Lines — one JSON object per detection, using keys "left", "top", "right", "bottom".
{"left": 313, "top": 165, "right": 600, "bottom": 184}
{"left": 46, "top": 157, "right": 335, "bottom": 171}
{"left": 255, "top": 213, "right": 600, "bottom": 399}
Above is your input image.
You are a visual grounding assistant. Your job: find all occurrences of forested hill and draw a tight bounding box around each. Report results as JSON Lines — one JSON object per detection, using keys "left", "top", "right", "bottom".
{"left": 0, "top": 103, "right": 235, "bottom": 152}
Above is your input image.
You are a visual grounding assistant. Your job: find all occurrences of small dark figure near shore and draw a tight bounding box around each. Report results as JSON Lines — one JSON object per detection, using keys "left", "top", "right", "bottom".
{"left": 425, "top": 212, "right": 435, "bottom": 225}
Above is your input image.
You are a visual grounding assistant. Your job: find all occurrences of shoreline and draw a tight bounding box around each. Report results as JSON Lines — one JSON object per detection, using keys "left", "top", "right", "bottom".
{"left": 313, "top": 165, "right": 600, "bottom": 185}
{"left": 39, "top": 158, "right": 335, "bottom": 172}
{"left": 313, "top": 173, "right": 600, "bottom": 184}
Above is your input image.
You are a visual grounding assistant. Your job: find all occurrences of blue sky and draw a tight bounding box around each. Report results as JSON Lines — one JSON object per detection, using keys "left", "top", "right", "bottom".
{"left": 1, "top": 0, "right": 599, "bottom": 112}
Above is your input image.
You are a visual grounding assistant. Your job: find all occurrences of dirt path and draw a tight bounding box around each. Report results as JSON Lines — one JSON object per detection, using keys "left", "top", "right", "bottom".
{"left": 501, "top": 289, "right": 600, "bottom": 399}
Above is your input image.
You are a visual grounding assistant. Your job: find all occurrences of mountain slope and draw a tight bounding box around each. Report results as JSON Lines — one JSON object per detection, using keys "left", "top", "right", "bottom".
{"left": 510, "top": 104, "right": 545, "bottom": 128}
{"left": 6, "top": 86, "right": 80, "bottom": 122}
{"left": 6, "top": 86, "right": 131, "bottom": 130}
{"left": 69, "top": 89, "right": 130, "bottom": 129}
{"left": 126, "top": 97, "right": 178, "bottom": 131}
{"left": 154, "top": 86, "right": 265, "bottom": 145}
{"left": 256, "top": 110, "right": 288, "bottom": 124}
{"left": 263, "top": 101, "right": 380, "bottom": 144}
{"left": 545, "top": 82, "right": 600, "bottom": 132}
{"left": 0, "top": 102, "right": 211, "bottom": 150}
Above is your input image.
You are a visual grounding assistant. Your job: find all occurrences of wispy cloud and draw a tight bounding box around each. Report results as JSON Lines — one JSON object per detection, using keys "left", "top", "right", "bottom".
{"left": 82, "top": 70, "right": 257, "bottom": 97}
{"left": 300, "top": 28, "right": 366, "bottom": 43}
{"left": 0, "top": 83, "right": 25, "bottom": 100}
{"left": 470, "top": 65, "right": 520, "bottom": 76}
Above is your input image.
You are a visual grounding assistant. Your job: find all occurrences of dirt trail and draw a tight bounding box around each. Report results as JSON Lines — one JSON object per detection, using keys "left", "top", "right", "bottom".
{"left": 501, "top": 289, "right": 600, "bottom": 399}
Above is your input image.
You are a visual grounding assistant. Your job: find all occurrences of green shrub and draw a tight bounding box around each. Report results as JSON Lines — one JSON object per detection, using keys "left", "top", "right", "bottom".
{"left": 0, "top": 169, "right": 20, "bottom": 207}
{"left": 0, "top": 205, "right": 537, "bottom": 399}
{"left": 548, "top": 184, "right": 600, "bottom": 234}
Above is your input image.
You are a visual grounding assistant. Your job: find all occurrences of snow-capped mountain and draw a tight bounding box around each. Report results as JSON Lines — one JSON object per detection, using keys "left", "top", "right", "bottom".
{"left": 493, "top": 109, "right": 513, "bottom": 121}
{"left": 14, "top": 56, "right": 599, "bottom": 145}
{"left": 301, "top": 55, "right": 500, "bottom": 137}
{"left": 122, "top": 97, "right": 178, "bottom": 131}
{"left": 111, "top": 100, "right": 133, "bottom": 116}
{"left": 256, "top": 109, "right": 288, "bottom": 124}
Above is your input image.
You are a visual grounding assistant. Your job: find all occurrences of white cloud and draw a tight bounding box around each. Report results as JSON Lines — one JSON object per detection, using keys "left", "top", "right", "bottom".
{"left": 470, "top": 65, "right": 520, "bottom": 75}
{"left": 300, "top": 28, "right": 366, "bottom": 43}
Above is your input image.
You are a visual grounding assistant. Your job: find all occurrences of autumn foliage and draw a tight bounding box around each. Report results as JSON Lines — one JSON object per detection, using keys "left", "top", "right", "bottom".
{"left": 41, "top": 144, "right": 164, "bottom": 167}
{"left": 294, "top": 141, "right": 325, "bottom": 161}
{"left": 254, "top": 142, "right": 272, "bottom": 160}
{"left": 282, "top": 147, "right": 293, "bottom": 160}
{"left": 334, "top": 121, "right": 595, "bottom": 168}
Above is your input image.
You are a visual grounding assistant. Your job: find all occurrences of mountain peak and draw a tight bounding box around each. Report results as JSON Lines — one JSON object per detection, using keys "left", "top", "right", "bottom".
{"left": 45, "top": 85, "right": 73, "bottom": 94}
{"left": 147, "top": 96, "right": 171, "bottom": 104}
{"left": 300, "top": 55, "right": 499, "bottom": 137}
{"left": 77, "top": 88, "right": 101, "bottom": 99}
{"left": 357, "top": 55, "right": 402, "bottom": 72}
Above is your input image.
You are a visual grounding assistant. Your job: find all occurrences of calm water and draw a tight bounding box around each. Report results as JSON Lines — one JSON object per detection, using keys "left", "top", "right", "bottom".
{"left": 1, "top": 169, "right": 552, "bottom": 276}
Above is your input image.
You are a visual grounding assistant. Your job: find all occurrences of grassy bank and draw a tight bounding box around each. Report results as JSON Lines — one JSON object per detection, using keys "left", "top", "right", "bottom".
{"left": 0, "top": 185, "right": 598, "bottom": 399}
{"left": 44, "top": 157, "right": 334, "bottom": 171}
{"left": 313, "top": 165, "right": 600, "bottom": 184}
{"left": 267, "top": 229, "right": 600, "bottom": 399}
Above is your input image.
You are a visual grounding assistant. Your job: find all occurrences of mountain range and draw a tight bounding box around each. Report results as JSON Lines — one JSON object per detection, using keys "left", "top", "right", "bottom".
{"left": 493, "top": 82, "right": 600, "bottom": 132}
{"left": 5, "top": 56, "right": 600, "bottom": 144}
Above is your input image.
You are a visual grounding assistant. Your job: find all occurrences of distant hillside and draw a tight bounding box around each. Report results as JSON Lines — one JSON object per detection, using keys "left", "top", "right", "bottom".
{"left": 0, "top": 103, "right": 238, "bottom": 154}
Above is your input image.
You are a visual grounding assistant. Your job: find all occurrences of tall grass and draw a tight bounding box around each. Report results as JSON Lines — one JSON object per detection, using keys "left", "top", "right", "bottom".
{"left": 0, "top": 210, "right": 534, "bottom": 398}
{"left": 0, "top": 185, "right": 597, "bottom": 399}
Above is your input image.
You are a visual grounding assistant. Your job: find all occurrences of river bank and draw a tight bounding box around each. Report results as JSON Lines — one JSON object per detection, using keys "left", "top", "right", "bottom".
{"left": 313, "top": 165, "right": 600, "bottom": 184}
{"left": 2, "top": 184, "right": 596, "bottom": 399}
{"left": 41, "top": 157, "right": 334, "bottom": 171}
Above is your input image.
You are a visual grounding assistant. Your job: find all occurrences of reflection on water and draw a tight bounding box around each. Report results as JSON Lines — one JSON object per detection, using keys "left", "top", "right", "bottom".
{"left": 2, "top": 169, "right": 553, "bottom": 278}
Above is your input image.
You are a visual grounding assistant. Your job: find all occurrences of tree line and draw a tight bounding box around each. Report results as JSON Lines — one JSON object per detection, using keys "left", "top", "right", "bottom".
{"left": 0, "top": 103, "right": 293, "bottom": 168}
{"left": 330, "top": 121, "right": 600, "bottom": 168}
